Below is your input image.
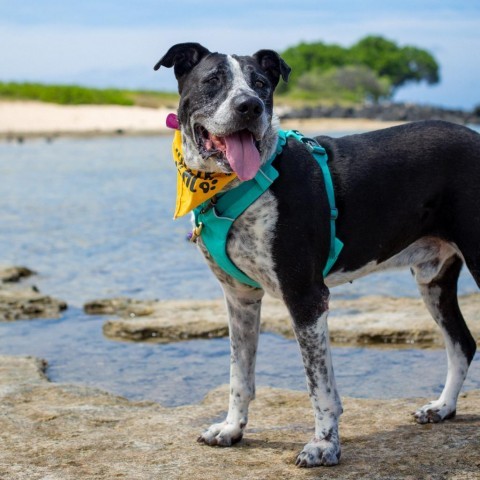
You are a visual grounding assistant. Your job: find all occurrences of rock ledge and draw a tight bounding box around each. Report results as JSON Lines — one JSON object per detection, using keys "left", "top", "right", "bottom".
{"left": 84, "top": 294, "right": 480, "bottom": 347}
{"left": 0, "top": 355, "right": 479, "bottom": 479}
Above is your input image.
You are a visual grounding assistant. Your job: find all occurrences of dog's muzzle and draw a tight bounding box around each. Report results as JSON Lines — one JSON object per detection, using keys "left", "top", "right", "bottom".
{"left": 194, "top": 125, "right": 262, "bottom": 181}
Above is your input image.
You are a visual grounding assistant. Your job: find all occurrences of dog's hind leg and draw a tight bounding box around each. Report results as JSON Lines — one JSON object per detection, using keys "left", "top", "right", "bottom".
{"left": 197, "top": 287, "right": 263, "bottom": 447}
{"left": 413, "top": 254, "right": 477, "bottom": 423}
{"left": 285, "top": 283, "right": 342, "bottom": 467}
{"left": 458, "top": 238, "right": 480, "bottom": 290}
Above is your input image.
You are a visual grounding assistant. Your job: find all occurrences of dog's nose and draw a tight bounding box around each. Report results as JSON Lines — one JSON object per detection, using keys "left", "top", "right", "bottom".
{"left": 234, "top": 95, "right": 264, "bottom": 119}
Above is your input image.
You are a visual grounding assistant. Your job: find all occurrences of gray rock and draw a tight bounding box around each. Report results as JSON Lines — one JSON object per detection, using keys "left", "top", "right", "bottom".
{"left": 85, "top": 294, "right": 480, "bottom": 347}
{"left": 0, "top": 285, "right": 68, "bottom": 321}
{"left": 0, "top": 265, "right": 35, "bottom": 283}
{"left": 0, "top": 354, "right": 478, "bottom": 479}
{"left": 0, "top": 266, "right": 67, "bottom": 321}
{"left": 84, "top": 297, "right": 156, "bottom": 316}
{"left": 84, "top": 297, "right": 229, "bottom": 342}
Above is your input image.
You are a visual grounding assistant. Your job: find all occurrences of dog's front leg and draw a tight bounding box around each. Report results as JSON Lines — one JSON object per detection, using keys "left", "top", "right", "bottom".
{"left": 287, "top": 285, "right": 342, "bottom": 467}
{"left": 198, "top": 287, "right": 263, "bottom": 447}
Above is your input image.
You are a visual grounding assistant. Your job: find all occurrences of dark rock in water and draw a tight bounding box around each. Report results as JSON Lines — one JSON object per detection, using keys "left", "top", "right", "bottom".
{"left": 84, "top": 297, "right": 156, "bottom": 316}
{"left": 0, "top": 266, "right": 67, "bottom": 321}
{"left": 84, "top": 297, "right": 229, "bottom": 343}
{"left": 0, "top": 266, "right": 36, "bottom": 283}
{"left": 0, "top": 285, "right": 67, "bottom": 322}
{"left": 280, "top": 102, "right": 480, "bottom": 125}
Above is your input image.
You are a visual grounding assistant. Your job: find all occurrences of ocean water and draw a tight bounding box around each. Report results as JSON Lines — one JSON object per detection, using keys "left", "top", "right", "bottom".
{"left": 0, "top": 132, "right": 479, "bottom": 406}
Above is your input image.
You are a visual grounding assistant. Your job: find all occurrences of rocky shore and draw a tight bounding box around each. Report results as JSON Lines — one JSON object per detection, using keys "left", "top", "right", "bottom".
{"left": 280, "top": 102, "right": 480, "bottom": 125}
{"left": 0, "top": 266, "right": 67, "bottom": 321}
{"left": 84, "top": 294, "right": 480, "bottom": 347}
{"left": 0, "top": 354, "right": 478, "bottom": 479}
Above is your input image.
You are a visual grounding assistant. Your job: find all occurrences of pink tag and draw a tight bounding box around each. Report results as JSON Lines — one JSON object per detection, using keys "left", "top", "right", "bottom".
{"left": 166, "top": 113, "right": 179, "bottom": 130}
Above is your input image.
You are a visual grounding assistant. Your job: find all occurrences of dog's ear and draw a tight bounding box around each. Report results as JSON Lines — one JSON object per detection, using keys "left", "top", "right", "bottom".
{"left": 154, "top": 43, "right": 210, "bottom": 83}
{"left": 253, "top": 50, "right": 291, "bottom": 88}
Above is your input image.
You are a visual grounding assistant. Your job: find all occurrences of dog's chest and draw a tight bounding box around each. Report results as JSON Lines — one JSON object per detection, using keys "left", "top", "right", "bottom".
{"left": 197, "top": 191, "right": 281, "bottom": 296}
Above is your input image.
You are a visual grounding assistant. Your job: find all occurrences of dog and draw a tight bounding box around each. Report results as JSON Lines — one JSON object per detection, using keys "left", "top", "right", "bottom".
{"left": 154, "top": 42, "right": 479, "bottom": 467}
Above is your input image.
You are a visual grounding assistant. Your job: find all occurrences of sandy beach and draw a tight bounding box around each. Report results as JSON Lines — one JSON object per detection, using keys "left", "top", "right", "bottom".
{"left": 0, "top": 101, "right": 173, "bottom": 138}
{"left": 0, "top": 100, "right": 404, "bottom": 139}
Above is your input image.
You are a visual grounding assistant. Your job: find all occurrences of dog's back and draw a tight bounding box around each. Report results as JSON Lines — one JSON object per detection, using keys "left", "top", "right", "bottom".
{"left": 317, "top": 120, "right": 480, "bottom": 280}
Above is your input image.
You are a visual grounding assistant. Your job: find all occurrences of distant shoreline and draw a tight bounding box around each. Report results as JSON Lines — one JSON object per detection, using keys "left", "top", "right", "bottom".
{"left": 1, "top": 100, "right": 478, "bottom": 142}
{"left": 0, "top": 100, "right": 406, "bottom": 141}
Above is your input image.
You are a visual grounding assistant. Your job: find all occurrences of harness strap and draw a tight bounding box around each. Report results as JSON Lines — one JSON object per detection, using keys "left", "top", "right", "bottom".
{"left": 286, "top": 130, "right": 343, "bottom": 276}
{"left": 193, "top": 129, "right": 343, "bottom": 288}
{"left": 193, "top": 133, "right": 285, "bottom": 288}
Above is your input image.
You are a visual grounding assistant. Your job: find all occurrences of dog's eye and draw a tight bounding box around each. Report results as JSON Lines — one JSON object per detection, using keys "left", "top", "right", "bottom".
{"left": 255, "top": 80, "right": 265, "bottom": 89}
{"left": 206, "top": 76, "right": 220, "bottom": 86}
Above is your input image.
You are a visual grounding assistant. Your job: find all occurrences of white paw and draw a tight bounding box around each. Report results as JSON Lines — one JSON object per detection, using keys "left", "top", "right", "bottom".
{"left": 413, "top": 400, "right": 456, "bottom": 424}
{"left": 295, "top": 437, "right": 341, "bottom": 468}
{"left": 197, "top": 421, "right": 244, "bottom": 447}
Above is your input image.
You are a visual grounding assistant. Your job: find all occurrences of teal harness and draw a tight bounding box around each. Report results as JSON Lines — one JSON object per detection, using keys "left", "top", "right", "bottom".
{"left": 192, "top": 129, "right": 343, "bottom": 288}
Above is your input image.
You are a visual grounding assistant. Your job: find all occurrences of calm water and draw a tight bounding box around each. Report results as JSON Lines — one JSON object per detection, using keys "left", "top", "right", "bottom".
{"left": 1, "top": 133, "right": 479, "bottom": 406}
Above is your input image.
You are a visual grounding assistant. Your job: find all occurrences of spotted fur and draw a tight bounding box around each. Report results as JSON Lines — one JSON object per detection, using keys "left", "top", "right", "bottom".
{"left": 155, "top": 43, "right": 479, "bottom": 468}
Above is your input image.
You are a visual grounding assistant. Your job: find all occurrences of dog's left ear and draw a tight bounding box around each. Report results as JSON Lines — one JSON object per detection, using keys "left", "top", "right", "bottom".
{"left": 154, "top": 43, "right": 211, "bottom": 88}
{"left": 253, "top": 50, "right": 291, "bottom": 87}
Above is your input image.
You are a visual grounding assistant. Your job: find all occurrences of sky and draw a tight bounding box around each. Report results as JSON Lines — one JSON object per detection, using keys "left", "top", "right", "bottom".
{"left": 0, "top": 0, "right": 479, "bottom": 110}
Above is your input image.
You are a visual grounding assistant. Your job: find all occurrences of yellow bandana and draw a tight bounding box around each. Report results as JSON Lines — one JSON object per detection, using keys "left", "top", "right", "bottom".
{"left": 172, "top": 129, "right": 237, "bottom": 218}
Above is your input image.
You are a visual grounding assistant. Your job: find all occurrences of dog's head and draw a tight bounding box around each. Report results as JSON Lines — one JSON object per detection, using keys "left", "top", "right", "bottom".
{"left": 154, "top": 43, "right": 290, "bottom": 180}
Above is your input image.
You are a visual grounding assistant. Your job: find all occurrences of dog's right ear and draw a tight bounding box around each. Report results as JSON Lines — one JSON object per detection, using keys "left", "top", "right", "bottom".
{"left": 153, "top": 43, "right": 210, "bottom": 83}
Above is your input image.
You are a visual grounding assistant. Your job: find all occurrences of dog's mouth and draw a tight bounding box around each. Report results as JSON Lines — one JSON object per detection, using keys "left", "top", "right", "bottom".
{"left": 194, "top": 125, "right": 261, "bottom": 181}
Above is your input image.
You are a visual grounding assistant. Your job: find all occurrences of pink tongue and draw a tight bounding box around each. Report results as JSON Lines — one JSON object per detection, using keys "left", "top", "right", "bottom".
{"left": 224, "top": 130, "right": 261, "bottom": 181}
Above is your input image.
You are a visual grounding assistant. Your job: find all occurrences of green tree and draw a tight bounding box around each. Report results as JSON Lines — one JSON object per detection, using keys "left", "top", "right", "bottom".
{"left": 294, "top": 65, "right": 391, "bottom": 103}
{"left": 279, "top": 35, "right": 440, "bottom": 100}
{"left": 278, "top": 41, "right": 349, "bottom": 93}
{"left": 349, "top": 36, "right": 439, "bottom": 92}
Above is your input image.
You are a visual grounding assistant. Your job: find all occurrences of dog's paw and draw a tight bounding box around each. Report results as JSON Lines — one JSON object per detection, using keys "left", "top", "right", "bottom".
{"left": 413, "top": 400, "right": 456, "bottom": 424}
{"left": 295, "top": 437, "right": 341, "bottom": 468}
{"left": 197, "top": 421, "right": 244, "bottom": 447}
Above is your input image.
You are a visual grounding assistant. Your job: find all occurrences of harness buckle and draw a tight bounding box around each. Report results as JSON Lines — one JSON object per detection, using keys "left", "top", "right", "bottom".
{"left": 330, "top": 207, "right": 338, "bottom": 220}
{"left": 300, "top": 136, "right": 326, "bottom": 156}
{"left": 189, "top": 222, "right": 203, "bottom": 243}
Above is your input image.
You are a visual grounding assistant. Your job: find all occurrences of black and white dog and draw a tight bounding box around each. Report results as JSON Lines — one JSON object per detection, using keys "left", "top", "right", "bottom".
{"left": 154, "top": 43, "right": 479, "bottom": 467}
